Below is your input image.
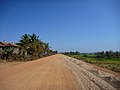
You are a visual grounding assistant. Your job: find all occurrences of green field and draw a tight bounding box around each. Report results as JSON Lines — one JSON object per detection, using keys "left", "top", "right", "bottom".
{"left": 69, "top": 54, "right": 120, "bottom": 73}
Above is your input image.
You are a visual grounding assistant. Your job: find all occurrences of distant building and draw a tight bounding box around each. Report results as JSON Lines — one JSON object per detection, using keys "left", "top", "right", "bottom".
{"left": 0, "top": 42, "right": 18, "bottom": 48}
{"left": 0, "top": 42, "right": 18, "bottom": 53}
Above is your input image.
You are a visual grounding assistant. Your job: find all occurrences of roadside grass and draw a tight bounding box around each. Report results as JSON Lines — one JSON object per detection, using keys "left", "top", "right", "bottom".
{"left": 69, "top": 55, "right": 120, "bottom": 73}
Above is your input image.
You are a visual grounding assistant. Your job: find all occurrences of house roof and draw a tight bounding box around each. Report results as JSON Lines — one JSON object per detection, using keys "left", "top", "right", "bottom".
{"left": 0, "top": 43, "right": 4, "bottom": 46}
{"left": 0, "top": 42, "right": 18, "bottom": 47}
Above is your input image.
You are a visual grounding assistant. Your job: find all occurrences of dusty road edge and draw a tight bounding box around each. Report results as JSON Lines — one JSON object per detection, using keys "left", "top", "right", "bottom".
{"left": 61, "top": 54, "right": 119, "bottom": 90}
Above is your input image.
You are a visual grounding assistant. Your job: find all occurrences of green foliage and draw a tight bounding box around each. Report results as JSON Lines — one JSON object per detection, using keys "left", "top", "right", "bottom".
{"left": 17, "top": 33, "right": 55, "bottom": 57}
{"left": 83, "top": 54, "right": 87, "bottom": 57}
{"left": 95, "top": 50, "right": 120, "bottom": 59}
{"left": 62, "top": 51, "right": 80, "bottom": 55}
{"left": 0, "top": 33, "right": 58, "bottom": 61}
{"left": 68, "top": 54, "right": 120, "bottom": 73}
{"left": 0, "top": 48, "right": 14, "bottom": 60}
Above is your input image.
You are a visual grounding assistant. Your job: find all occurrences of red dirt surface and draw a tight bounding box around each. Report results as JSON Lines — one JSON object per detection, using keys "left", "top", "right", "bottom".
{"left": 0, "top": 54, "right": 79, "bottom": 90}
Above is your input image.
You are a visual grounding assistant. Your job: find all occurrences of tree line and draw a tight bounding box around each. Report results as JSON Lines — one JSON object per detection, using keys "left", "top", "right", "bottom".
{"left": 62, "top": 50, "right": 120, "bottom": 59}
{"left": 62, "top": 51, "right": 80, "bottom": 55}
{"left": 95, "top": 50, "right": 120, "bottom": 59}
{"left": 0, "top": 34, "right": 58, "bottom": 61}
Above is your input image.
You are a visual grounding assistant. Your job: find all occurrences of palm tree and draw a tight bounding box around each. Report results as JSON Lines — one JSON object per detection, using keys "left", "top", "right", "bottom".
{"left": 17, "top": 34, "right": 30, "bottom": 55}
{"left": 29, "top": 33, "right": 39, "bottom": 43}
{"left": 17, "top": 33, "right": 52, "bottom": 57}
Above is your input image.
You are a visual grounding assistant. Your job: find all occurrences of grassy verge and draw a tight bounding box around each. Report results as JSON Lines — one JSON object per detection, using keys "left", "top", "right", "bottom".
{"left": 68, "top": 55, "right": 120, "bottom": 73}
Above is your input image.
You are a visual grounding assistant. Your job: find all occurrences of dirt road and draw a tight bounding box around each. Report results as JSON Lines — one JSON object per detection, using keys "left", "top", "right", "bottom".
{"left": 0, "top": 54, "right": 119, "bottom": 90}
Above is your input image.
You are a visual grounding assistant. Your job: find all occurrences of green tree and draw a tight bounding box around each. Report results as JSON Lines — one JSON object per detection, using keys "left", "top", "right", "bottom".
{"left": 17, "top": 33, "right": 51, "bottom": 58}
{"left": 106, "top": 50, "right": 113, "bottom": 58}
{"left": 17, "top": 34, "right": 31, "bottom": 55}
{"left": 75, "top": 51, "right": 80, "bottom": 55}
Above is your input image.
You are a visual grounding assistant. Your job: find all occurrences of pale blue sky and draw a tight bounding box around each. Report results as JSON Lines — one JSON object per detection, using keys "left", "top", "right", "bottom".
{"left": 0, "top": 0, "right": 120, "bottom": 52}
